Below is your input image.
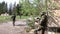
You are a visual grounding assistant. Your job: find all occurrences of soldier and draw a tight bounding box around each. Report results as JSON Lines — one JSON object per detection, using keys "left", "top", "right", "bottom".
{"left": 40, "top": 12, "right": 48, "bottom": 34}
{"left": 11, "top": 14, "right": 16, "bottom": 26}
{"left": 34, "top": 12, "right": 48, "bottom": 34}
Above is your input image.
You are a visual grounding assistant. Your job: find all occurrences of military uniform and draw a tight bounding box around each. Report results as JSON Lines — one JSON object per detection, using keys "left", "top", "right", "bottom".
{"left": 11, "top": 15, "right": 16, "bottom": 26}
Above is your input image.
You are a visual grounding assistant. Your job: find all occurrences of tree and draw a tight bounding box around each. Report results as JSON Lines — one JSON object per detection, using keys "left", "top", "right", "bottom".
{"left": 9, "top": 3, "right": 12, "bottom": 15}
{"left": 19, "top": 0, "right": 40, "bottom": 16}
{"left": 3, "top": 3, "right": 8, "bottom": 13}
{"left": 0, "top": 1, "right": 8, "bottom": 14}
{"left": 12, "top": 2, "right": 17, "bottom": 15}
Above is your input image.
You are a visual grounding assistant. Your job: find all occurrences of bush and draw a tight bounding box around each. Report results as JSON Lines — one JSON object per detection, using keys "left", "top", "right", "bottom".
{"left": 26, "top": 17, "right": 35, "bottom": 29}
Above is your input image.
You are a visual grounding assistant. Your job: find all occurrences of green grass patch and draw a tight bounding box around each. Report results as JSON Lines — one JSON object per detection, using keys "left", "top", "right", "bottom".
{"left": 0, "top": 16, "right": 11, "bottom": 23}
{"left": 16, "top": 16, "right": 29, "bottom": 19}
{"left": 0, "top": 16, "right": 29, "bottom": 23}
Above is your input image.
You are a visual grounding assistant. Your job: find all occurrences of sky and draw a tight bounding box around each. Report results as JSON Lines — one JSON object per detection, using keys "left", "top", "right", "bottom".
{"left": 0, "top": 0, "right": 19, "bottom": 4}
{"left": 0, "top": 0, "right": 34, "bottom": 5}
{"left": 0, "top": 0, "right": 34, "bottom": 8}
{"left": 0, "top": 0, "right": 19, "bottom": 9}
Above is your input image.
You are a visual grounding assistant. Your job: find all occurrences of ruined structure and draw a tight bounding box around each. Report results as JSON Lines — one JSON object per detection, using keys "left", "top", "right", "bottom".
{"left": 47, "top": 0, "right": 60, "bottom": 34}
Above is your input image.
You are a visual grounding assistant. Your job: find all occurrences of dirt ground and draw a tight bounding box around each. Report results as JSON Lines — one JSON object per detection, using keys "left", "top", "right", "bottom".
{"left": 0, "top": 20, "right": 27, "bottom": 34}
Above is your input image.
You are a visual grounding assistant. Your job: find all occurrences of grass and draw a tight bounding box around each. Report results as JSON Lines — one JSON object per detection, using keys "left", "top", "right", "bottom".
{"left": 0, "top": 16, "right": 11, "bottom": 23}
{"left": 0, "top": 16, "right": 29, "bottom": 23}
{"left": 17, "top": 16, "right": 29, "bottom": 19}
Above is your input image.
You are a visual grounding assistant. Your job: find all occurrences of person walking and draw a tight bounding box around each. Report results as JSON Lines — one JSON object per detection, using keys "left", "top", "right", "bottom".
{"left": 11, "top": 14, "right": 16, "bottom": 26}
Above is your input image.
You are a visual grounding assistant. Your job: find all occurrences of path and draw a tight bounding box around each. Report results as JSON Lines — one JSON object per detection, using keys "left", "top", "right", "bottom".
{"left": 0, "top": 19, "right": 27, "bottom": 34}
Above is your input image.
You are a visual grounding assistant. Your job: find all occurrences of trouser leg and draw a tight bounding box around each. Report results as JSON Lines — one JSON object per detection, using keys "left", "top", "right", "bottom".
{"left": 13, "top": 21, "right": 15, "bottom": 26}
{"left": 34, "top": 30, "right": 38, "bottom": 34}
{"left": 42, "top": 28, "right": 45, "bottom": 34}
{"left": 34, "top": 28, "right": 42, "bottom": 34}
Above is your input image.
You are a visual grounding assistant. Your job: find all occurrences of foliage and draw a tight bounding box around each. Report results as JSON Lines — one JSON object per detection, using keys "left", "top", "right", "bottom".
{"left": 0, "top": 1, "right": 8, "bottom": 14}
{"left": 25, "top": 0, "right": 60, "bottom": 29}
{"left": 0, "top": 16, "right": 29, "bottom": 23}
{"left": 19, "top": 0, "right": 40, "bottom": 16}
{"left": 26, "top": 17, "right": 35, "bottom": 29}
{"left": 9, "top": 3, "right": 12, "bottom": 15}
{"left": 0, "top": 16, "right": 11, "bottom": 23}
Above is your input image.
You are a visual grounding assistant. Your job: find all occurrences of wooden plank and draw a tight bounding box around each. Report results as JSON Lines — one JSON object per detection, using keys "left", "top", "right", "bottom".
{"left": 47, "top": 27, "right": 60, "bottom": 33}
